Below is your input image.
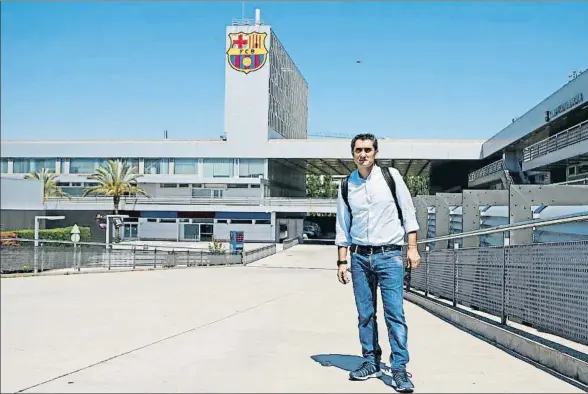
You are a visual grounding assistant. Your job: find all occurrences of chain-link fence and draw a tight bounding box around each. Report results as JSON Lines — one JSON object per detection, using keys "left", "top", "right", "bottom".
{"left": 0, "top": 238, "right": 279, "bottom": 274}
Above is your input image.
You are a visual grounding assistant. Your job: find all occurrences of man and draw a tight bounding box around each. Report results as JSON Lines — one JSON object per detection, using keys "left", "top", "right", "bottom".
{"left": 335, "top": 133, "right": 421, "bottom": 393}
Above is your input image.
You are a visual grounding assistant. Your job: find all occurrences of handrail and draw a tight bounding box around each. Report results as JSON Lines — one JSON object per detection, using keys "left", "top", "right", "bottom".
{"left": 44, "top": 196, "right": 339, "bottom": 206}
{"left": 4, "top": 214, "right": 587, "bottom": 249}
{"left": 523, "top": 120, "right": 588, "bottom": 162}
{"left": 416, "top": 212, "right": 588, "bottom": 245}
{"left": 468, "top": 159, "right": 504, "bottom": 182}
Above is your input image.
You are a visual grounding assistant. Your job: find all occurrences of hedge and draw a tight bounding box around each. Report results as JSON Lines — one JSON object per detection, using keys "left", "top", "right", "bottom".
{"left": 0, "top": 226, "right": 91, "bottom": 243}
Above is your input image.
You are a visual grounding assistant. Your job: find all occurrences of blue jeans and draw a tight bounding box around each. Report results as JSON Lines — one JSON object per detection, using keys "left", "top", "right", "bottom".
{"left": 350, "top": 249, "right": 409, "bottom": 370}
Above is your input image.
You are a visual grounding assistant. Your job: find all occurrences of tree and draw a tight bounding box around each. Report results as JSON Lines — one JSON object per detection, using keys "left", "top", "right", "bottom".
{"left": 405, "top": 175, "right": 430, "bottom": 196}
{"left": 306, "top": 174, "right": 338, "bottom": 198}
{"left": 83, "top": 160, "right": 149, "bottom": 214}
{"left": 25, "top": 168, "right": 71, "bottom": 202}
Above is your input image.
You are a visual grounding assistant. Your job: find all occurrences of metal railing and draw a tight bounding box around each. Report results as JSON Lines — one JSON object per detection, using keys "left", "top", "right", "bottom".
{"left": 243, "top": 244, "right": 277, "bottom": 265}
{"left": 0, "top": 238, "right": 278, "bottom": 274}
{"left": 553, "top": 177, "right": 588, "bottom": 185}
{"left": 404, "top": 212, "right": 588, "bottom": 345}
{"left": 45, "top": 196, "right": 338, "bottom": 207}
{"left": 468, "top": 159, "right": 504, "bottom": 183}
{"left": 523, "top": 120, "right": 588, "bottom": 162}
{"left": 283, "top": 236, "right": 302, "bottom": 250}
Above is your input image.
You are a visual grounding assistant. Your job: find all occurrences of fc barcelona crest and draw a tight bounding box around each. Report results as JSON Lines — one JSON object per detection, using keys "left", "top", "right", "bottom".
{"left": 227, "top": 32, "right": 268, "bottom": 74}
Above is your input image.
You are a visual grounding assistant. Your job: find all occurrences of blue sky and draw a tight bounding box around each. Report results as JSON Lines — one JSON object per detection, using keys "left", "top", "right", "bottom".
{"left": 1, "top": 1, "right": 587, "bottom": 141}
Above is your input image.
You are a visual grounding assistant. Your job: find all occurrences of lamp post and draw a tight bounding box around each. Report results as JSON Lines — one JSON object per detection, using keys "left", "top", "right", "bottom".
{"left": 33, "top": 215, "right": 65, "bottom": 274}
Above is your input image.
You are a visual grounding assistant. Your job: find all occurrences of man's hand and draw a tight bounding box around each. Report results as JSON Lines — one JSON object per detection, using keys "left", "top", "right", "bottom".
{"left": 337, "top": 264, "right": 350, "bottom": 284}
{"left": 407, "top": 247, "right": 421, "bottom": 269}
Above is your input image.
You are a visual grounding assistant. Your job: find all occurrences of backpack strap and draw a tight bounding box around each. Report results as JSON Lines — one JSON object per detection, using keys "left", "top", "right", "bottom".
{"left": 341, "top": 176, "right": 353, "bottom": 230}
{"left": 381, "top": 166, "right": 404, "bottom": 225}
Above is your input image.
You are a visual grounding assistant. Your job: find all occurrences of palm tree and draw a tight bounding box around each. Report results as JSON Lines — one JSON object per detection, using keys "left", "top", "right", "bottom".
{"left": 83, "top": 160, "right": 149, "bottom": 214}
{"left": 25, "top": 168, "right": 71, "bottom": 202}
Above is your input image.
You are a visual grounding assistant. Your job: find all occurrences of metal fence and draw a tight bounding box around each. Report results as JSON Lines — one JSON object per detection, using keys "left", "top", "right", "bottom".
{"left": 243, "top": 244, "right": 277, "bottom": 265}
{"left": 0, "top": 238, "right": 280, "bottom": 274}
{"left": 405, "top": 213, "right": 588, "bottom": 346}
{"left": 283, "top": 236, "right": 302, "bottom": 250}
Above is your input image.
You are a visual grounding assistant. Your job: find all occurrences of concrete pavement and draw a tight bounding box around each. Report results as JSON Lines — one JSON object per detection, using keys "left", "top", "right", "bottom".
{"left": 1, "top": 245, "right": 584, "bottom": 393}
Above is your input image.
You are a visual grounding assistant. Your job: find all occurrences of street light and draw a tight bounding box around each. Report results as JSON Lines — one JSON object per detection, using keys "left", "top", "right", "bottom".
{"left": 34, "top": 215, "right": 65, "bottom": 273}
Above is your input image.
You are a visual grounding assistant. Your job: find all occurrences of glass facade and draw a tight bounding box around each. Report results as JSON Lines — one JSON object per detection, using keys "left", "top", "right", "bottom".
{"left": 1, "top": 159, "right": 9, "bottom": 173}
{"left": 174, "top": 159, "right": 198, "bottom": 175}
{"left": 144, "top": 158, "right": 170, "bottom": 175}
{"left": 239, "top": 159, "right": 264, "bottom": 178}
{"left": 203, "top": 159, "right": 233, "bottom": 178}
{"left": 2, "top": 157, "right": 268, "bottom": 181}
{"left": 268, "top": 31, "right": 308, "bottom": 139}
{"left": 69, "top": 158, "right": 106, "bottom": 174}
{"left": 12, "top": 158, "right": 57, "bottom": 173}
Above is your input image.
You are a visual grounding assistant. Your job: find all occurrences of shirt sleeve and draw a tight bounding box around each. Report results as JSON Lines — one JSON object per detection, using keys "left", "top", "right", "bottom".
{"left": 335, "top": 182, "right": 352, "bottom": 247}
{"left": 390, "top": 168, "right": 420, "bottom": 234}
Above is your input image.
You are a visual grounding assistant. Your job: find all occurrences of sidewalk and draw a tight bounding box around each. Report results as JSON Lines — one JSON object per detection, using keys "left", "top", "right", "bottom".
{"left": 1, "top": 245, "right": 583, "bottom": 393}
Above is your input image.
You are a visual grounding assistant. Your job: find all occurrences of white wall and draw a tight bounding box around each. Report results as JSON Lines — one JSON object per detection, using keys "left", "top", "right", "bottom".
{"left": 214, "top": 223, "right": 273, "bottom": 242}
{"left": 138, "top": 220, "right": 179, "bottom": 241}
{"left": 224, "top": 24, "right": 272, "bottom": 148}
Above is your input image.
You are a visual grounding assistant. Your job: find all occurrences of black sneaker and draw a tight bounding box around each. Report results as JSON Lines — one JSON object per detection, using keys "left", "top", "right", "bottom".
{"left": 391, "top": 369, "right": 414, "bottom": 393}
{"left": 349, "top": 361, "right": 382, "bottom": 381}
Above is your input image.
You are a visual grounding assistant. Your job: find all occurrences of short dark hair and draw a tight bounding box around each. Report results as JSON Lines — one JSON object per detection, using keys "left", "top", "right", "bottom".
{"left": 351, "top": 133, "right": 378, "bottom": 152}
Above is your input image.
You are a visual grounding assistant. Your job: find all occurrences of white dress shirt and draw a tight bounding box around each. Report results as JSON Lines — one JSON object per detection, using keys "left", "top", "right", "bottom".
{"left": 335, "top": 164, "right": 420, "bottom": 247}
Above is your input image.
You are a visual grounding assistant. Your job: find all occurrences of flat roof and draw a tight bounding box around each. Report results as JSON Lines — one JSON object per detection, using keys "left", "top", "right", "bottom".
{"left": 0, "top": 138, "right": 485, "bottom": 161}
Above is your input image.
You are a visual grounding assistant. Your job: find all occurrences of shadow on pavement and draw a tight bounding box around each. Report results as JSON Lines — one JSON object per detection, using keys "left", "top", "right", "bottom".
{"left": 310, "top": 354, "right": 394, "bottom": 388}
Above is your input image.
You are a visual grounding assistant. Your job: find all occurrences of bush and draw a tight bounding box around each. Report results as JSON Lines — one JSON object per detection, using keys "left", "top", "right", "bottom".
{"left": 0, "top": 232, "right": 19, "bottom": 246}
{"left": 9, "top": 226, "right": 91, "bottom": 243}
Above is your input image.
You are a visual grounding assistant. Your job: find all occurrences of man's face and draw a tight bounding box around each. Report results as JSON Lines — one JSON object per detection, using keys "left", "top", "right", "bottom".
{"left": 352, "top": 139, "right": 377, "bottom": 169}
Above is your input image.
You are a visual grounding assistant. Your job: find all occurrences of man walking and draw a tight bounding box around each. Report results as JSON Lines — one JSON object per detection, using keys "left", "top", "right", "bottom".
{"left": 335, "top": 133, "right": 421, "bottom": 393}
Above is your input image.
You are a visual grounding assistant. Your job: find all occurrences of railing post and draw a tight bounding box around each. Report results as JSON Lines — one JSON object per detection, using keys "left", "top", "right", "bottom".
{"left": 501, "top": 231, "right": 508, "bottom": 325}
{"left": 108, "top": 244, "right": 112, "bottom": 270}
{"left": 153, "top": 248, "right": 157, "bottom": 268}
{"left": 132, "top": 247, "right": 136, "bottom": 269}
{"left": 425, "top": 245, "right": 430, "bottom": 297}
{"left": 453, "top": 242, "right": 459, "bottom": 307}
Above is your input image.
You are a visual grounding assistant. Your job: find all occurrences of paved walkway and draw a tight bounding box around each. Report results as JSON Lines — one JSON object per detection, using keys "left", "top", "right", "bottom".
{"left": 1, "top": 245, "right": 583, "bottom": 393}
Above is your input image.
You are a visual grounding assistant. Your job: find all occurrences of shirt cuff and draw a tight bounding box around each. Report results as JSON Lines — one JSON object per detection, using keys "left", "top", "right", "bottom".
{"left": 403, "top": 220, "right": 420, "bottom": 234}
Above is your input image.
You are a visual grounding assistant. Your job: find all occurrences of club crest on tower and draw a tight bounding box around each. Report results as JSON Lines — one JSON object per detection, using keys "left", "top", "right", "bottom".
{"left": 227, "top": 32, "right": 268, "bottom": 74}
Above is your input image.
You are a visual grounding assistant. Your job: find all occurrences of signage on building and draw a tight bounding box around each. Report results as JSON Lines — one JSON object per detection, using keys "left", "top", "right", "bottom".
{"left": 230, "top": 230, "right": 245, "bottom": 255}
{"left": 545, "top": 93, "right": 584, "bottom": 122}
{"left": 227, "top": 32, "right": 268, "bottom": 74}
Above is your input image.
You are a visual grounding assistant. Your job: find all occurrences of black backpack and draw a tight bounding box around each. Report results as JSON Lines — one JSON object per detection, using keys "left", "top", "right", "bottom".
{"left": 341, "top": 166, "right": 411, "bottom": 289}
{"left": 340, "top": 166, "right": 404, "bottom": 228}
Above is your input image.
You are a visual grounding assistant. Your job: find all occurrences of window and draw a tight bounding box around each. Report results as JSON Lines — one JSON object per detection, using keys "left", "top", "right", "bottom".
{"left": 144, "top": 158, "right": 170, "bottom": 175}
{"left": 174, "top": 159, "right": 198, "bottom": 175}
{"left": 119, "top": 158, "right": 140, "bottom": 173}
{"left": 568, "top": 167, "right": 576, "bottom": 176}
{"left": 160, "top": 183, "right": 177, "bottom": 188}
{"left": 13, "top": 158, "right": 57, "bottom": 173}
{"left": 1, "top": 159, "right": 8, "bottom": 173}
{"left": 578, "top": 164, "right": 588, "bottom": 175}
{"left": 203, "top": 159, "right": 233, "bottom": 178}
{"left": 231, "top": 219, "right": 252, "bottom": 224}
{"left": 227, "top": 184, "right": 248, "bottom": 188}
{"left": 239, "top": 159, "right": 265, "bottom": 178}
{"left": 256, "top": 220, "right": 271, "bottom": 225}
{"left": 69, "top": 158, "right": 105, "bottom": 174}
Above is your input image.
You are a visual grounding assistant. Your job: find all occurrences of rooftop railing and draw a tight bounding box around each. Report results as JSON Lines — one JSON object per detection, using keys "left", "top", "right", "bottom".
{"left": 468, "top": 159, "right": 504, "bottom": 183}
{"left": 523, "top": 120, "right": 588, "bottom": 162}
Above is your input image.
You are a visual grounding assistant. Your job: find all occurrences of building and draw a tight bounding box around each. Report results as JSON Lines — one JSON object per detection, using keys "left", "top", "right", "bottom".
{"left": 1, "top": 10, "right": 587, "bottom": 243}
